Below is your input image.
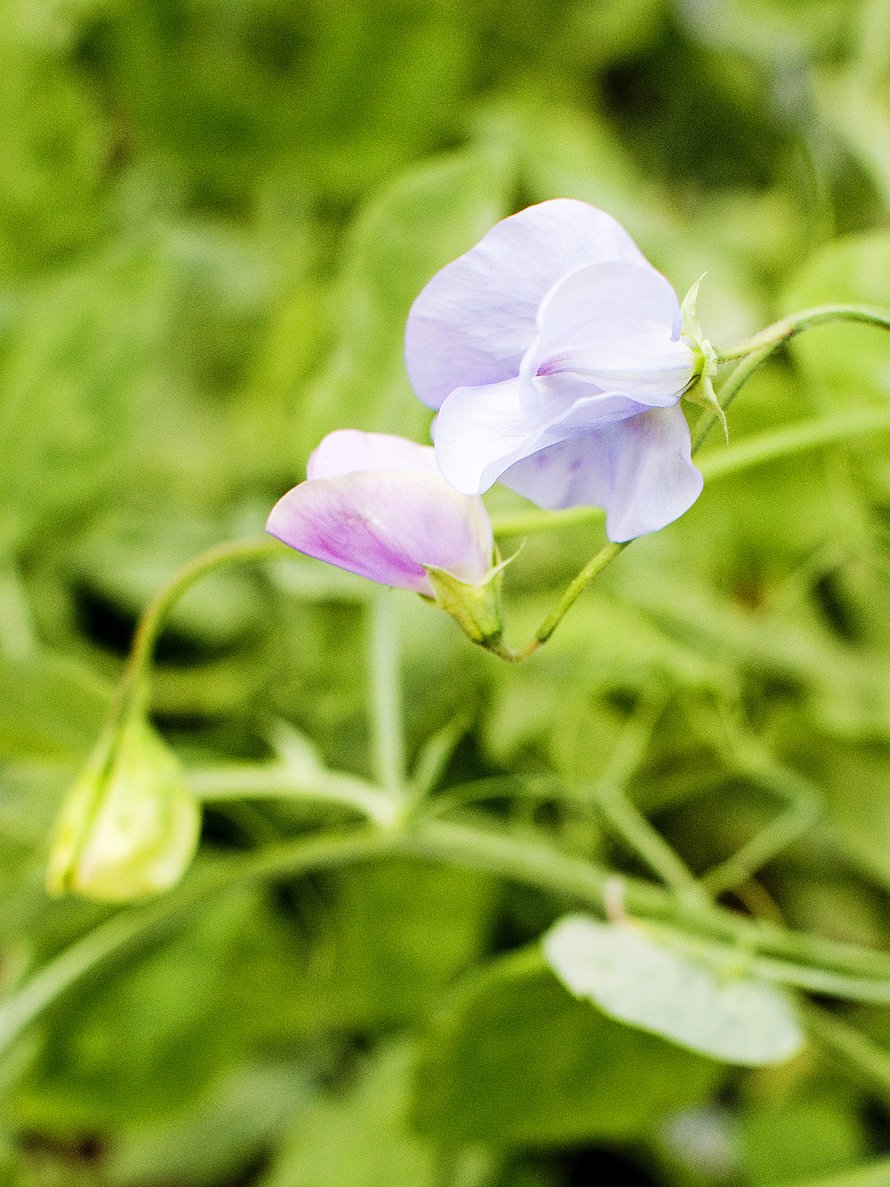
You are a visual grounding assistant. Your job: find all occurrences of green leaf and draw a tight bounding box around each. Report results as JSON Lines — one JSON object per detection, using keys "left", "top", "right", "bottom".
{"left": 413, "top": 949, "right": 723, "bottom": 1146}
{"left": 784, "top": 232, "right": 890, "bottom": 409}
{"left": 260, "top": 1042, "right": 493, "bottom": 1187}
{"left": 740, "top": 1093, "right": 868, "bottom": 1187}
{"left": 771, "top": 1155, "right": 890, "bottom": 1187}
{"left": 543, "top": 915, "right": 804, "bottom": 1066}
{"left": 306, "top": 858, "right": 498, "bottom": 1030}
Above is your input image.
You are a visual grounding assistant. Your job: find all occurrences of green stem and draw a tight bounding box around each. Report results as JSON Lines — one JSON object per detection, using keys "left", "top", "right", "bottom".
{"left": 593, "top": 783, "right": 705, "bottom": 901}
{"left": 189, "top": 765, "right": 398, "bottom": 827}
{"left": 715, "top": 303, "right": 890, "bottom": 363}
{"left": 121, "top": 537, "right": 284, "bottom": 709}
{"left": 8, "top": 816, "right": 890, "bottom": 1059}
{"left": 692, "top": 344, "right": 777, "bottom": 453}
{"left": 406, "top": 819, "right": 890, "bottom": 984}
{"left": 701, "top": 759, "right": 824, "bottom": 897}
{"left": 368, "top": 590, "right": 406, "bottom": 801}
{"left": 513, "top": 540, "right": 629, "bottom": 658}
{"left": 803, "top": 1002, "right": 890, "bottom": 1102}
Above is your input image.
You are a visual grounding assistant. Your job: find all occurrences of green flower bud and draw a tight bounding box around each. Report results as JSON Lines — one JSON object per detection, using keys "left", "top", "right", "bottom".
{"left": 46, "top": 712, "right": 200, "bottom": 902}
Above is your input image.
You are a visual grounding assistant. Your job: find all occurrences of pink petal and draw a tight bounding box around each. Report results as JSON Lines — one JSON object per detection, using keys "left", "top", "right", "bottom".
{"left": 267, "top": 470, "right": 493, "bottom": 595}
{"left": 307, "top": 429, "right": 439, "bottom": 480}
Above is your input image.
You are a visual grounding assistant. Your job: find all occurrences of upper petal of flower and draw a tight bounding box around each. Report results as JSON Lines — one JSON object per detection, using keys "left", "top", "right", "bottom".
{"left": 267, "top": 464, "right": 493, "bottom": 596}
{"left": 307, "top": 429, "right": 439, "bottom": 480}
{"left": 433, "top": 376, "right": 647, "bottom": 496}
{"left": 520, "top": 261, "right": 695, "bottom": 409}
{"left": 405, "top": 200, "right": 648, "bottom": 410}
{"left": 501, "top": 404, "right": 703, "bottom": 541}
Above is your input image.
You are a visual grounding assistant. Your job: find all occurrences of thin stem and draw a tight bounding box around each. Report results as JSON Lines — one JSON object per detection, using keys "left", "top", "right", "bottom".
{"left": 122, "top": 536, "right": 285, "bottom": 708}
{"left": 640, "top": 921, "right": 890, "bottom": 1004}
{"left": 715, "top": 303, "right": 890, "bottom": 363}
{"left": 692, "top": 344, "right": 777, "bottom": 453}
{"left": 701, "top": 761, "right": 824, "bottom": 898}
{"left": 804, "top": 1002, "right": 890, "bottom": 1103}
{"left": 189, "top": 765, "right": 398, "bottom": 827}
{"left": 405, "top": 818, "right": 890, "bottom": 983}
{"left": 588, "top": 692, "right": 706, "bottom": 901}
{"left": 593, "top": 783, "right": 704, "bottom": 900}
{"left": 514, "top": 541, "right": 628, "bottom": 658}
{"left": 8, "top": 815, "right": 890, "bottom": 1058}
{"left": 368, "top": 589, "right": 406, "bottom": 801}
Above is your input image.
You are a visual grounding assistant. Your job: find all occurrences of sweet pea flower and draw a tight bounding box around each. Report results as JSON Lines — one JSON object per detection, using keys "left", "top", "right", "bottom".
{"left": 405, "top": 199, "right": 705, "bottom": 542}
{"left": 266, "top": 430, "right": 495, "bottom": 598}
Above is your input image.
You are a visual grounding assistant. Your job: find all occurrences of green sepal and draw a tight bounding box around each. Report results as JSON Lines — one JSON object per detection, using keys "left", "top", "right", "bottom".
{"left": 685, "top": 372, "right": 729, "bottom": 442}
{"left": 679, "top": 276, "right": 727, "bottom": 440}
{"left": 46, "top": 697, "right": 201, "bottom": 902}
{"left": 424, "top": 560, "right": 508, "bottom": 652}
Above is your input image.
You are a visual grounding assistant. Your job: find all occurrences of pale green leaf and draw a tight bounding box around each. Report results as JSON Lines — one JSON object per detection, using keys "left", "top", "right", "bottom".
{"left": 544, "top": 915, "right": 804, "bottom": 1066}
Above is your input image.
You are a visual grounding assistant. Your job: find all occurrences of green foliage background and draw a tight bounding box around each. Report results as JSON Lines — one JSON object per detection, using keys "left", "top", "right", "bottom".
{"left": 2, "top": 0, "right": 890, "bottom": 1183}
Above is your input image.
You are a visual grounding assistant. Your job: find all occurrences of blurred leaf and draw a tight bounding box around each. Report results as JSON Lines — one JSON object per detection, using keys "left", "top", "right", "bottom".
{"left": 259, "top": 1041, "right": 492, "bottom": 1187}
{"left": 413, "top": 949, "right": 723, "bottom": 1146}
{"left": 740, "top": 1094, "right": 869, "bottom": 1186}
{"left": 775, "top": 1157, "right": 890, "bottom": 1187}
{"left": 544, "top": 915, "right": 804, "bottom": 1066}
{"left": 299, "top": 147, "right": 513, "bottom": 461}
{"left": 0, "top": 653, "right": 109, "bottom": 763}
{"left": 107, "top": 1060, "right": 314, "bottom": 1187}
{"left": 305, "top": 858, "right": 497, "bottom": 1030}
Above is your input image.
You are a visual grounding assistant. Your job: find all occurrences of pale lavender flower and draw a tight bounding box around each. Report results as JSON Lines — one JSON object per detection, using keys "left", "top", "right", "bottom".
{"left": 405, "top": 199, "right": 704, "bottom": 542}
{"left": 266, "top": 430, "right": 494, "bottom": 596}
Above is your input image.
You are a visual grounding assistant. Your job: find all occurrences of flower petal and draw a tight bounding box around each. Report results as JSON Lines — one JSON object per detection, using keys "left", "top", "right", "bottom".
{"left": 501, "top": 404, "right": 703, "bottom": 541}
{"left": 266, "top": 470, "right": 493, "bottom": 595}
{"left": 434, "top": 377, "right": 648, "bottom": 496}
{"left": 521, "top": 262, "right": 695, "bottom": 406}
{"left": 307, "top": 429, "right": 438, "bottom": 480}
{"left": 405, "top": 200, "right": 647, "bottom": 409}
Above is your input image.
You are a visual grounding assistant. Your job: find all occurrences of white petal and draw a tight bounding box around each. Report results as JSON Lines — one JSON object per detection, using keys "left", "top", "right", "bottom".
{"left": 307, "top": 430, "right": 438, "bottom": 480}
{"left": 433, "top": 377, "right": 648, "bottom": 496}
{"left": 522, "top": 262, "right": 695, "bottom": 404}
{"left": 502, "top": 405, "right": 703, "bottom": 541}
{"left": 405, "top": 200, "right": 648, "bottom": 409}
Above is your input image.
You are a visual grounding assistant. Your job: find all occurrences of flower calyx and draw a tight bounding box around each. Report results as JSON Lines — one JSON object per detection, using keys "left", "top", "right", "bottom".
{"left": 680, "top": 275, "right": 727, "bottom": 442}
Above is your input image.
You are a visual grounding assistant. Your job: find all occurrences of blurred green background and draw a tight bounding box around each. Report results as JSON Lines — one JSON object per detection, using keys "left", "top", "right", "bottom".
{"left": 3, "top": 0, "right": 890, "bottom": 1184}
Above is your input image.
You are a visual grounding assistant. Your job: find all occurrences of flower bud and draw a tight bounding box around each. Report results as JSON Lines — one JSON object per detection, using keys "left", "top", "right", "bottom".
{"left": 46, "top": 711, "right": 200, "bottom": 902}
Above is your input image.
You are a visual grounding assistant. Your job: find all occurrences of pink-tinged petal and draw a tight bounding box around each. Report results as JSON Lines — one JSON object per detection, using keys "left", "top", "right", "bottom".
{"left": 405, "top": 200, "right": 648, "bottom": 409}
{"left": 266, "top": 470, "right": 493, "bottom": 595}
{"left": 501, "top": 404, "right": 703, "bottom": 541}
{"left": 307, "top": 429, "right": 438, "bottom": 480}
{"left": 521, "top": 262, "right": 695, "bottom": 406}
{"left": 434, "top": 377, "right": 648, "bottom": 496}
